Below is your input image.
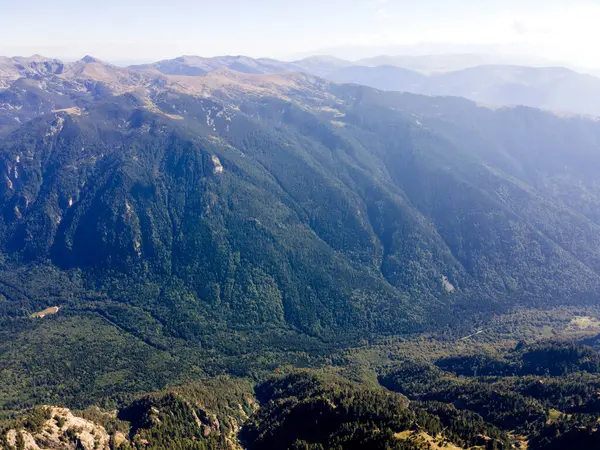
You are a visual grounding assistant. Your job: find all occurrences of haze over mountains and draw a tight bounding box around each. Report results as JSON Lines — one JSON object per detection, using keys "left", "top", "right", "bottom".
{"left": 4, "top": 52, "right": 600, "bottom": 119}
{"left": 127, "top": 53, "right": 600, "bottom": 117}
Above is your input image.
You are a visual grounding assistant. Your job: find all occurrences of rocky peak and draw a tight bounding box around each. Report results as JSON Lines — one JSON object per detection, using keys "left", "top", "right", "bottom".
{"left": 80, "top": 55, "right": 101, "bottom": 64}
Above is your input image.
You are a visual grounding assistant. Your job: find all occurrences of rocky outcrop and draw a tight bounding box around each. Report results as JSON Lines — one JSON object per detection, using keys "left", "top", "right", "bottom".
{"left": 1, "top": 407, "right": 111, "bottom": 450}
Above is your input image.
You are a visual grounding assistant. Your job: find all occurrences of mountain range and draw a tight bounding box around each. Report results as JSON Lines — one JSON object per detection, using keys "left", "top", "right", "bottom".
{"left": 5, "top": 53, "right": 600, "bottom": 118}
{"left": 125, "top": 53, "right": 600, "bottom": 117}
{"left": 2, "top": 53, "right": 600, "bottom": 448}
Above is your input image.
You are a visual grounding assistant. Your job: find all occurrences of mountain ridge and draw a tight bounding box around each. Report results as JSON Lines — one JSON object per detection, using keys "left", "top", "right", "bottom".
{"left": 116, "top": 53, "right": 600, "bottom": 117}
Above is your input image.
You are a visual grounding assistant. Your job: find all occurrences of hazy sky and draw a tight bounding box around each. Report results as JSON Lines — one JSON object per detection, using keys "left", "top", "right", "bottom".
{"left": 1, "top": 0, "right": 600, "bottom": 66}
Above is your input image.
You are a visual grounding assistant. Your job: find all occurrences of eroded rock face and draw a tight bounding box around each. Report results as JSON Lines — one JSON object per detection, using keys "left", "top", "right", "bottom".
{"left": 1, "top": 407, "right": 111, "bottom": 450}
{"left": 0, "top": 396, "right": 252, "bottom": 449}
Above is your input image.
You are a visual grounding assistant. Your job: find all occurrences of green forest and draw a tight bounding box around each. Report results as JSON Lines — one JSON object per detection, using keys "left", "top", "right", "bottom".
{"left": 2, "top": 56, "right": 600, "bottom": 448}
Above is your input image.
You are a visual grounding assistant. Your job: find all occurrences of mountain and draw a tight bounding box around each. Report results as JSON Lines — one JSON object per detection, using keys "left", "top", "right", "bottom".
{"left": 327, "top": 63, "right": 600, "bottom": 116}
{"left": 127, "top": 55, "right": 600, "bottom": 117}
{"left": 128, "top": 54, "right": 352, "bottom": 78}
{"left": 352, "top": 53, "right": 571, "bottom": 74}
{"left": 129, "top": 55, "right": 300, "bottom": 76}
{"left": 290, "top": 55, "right": 352, "bottom": 77}
{"left": 3, "top": 55, "right": 600, "bottom": 421}
{"left": 0, "top": 55, "right": 163, "bottom": 136}
{"left": 0, "top": 55, "right": 64, "bottom": 88}
{"left": 293, "top": 43, "right": 566, "bottom": 65}
{"left": 424, "top": 65, "right": 600, "bottom": 116}
{"left": 326, "top": 64, "right": 426, "bottom": 91}
{"left": 354, "top": 53, "right": 521, "bottom": 74}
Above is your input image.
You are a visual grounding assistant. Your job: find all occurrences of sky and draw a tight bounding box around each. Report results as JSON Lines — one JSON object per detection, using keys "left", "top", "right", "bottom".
{"left": 1, "top": 0, "right": 600, "bottom": 67}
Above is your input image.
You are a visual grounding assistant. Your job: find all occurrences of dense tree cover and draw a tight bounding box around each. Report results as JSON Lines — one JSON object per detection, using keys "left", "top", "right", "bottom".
{"left": 436, "top": 340, "right": 600, "bottom": 377}
{"left": 116, "top": 378, "right": 255, "bottom": 450}
{"left": 3, "top": 336, "right": 600, "bottom": 449}
{"left": 4, "top": 71, "right": 600, "bottom": 345}
{"left": 381, "top": 339, "right": 600, "bottom": 449}
{"left": 241, "top": 371, "right": 510, "bottom": 450}
{"left": 0, "top": 307, "right": 330, "bottom": 412}
{"left": 529, "top": 417, "right": 600, "bottom": 449}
